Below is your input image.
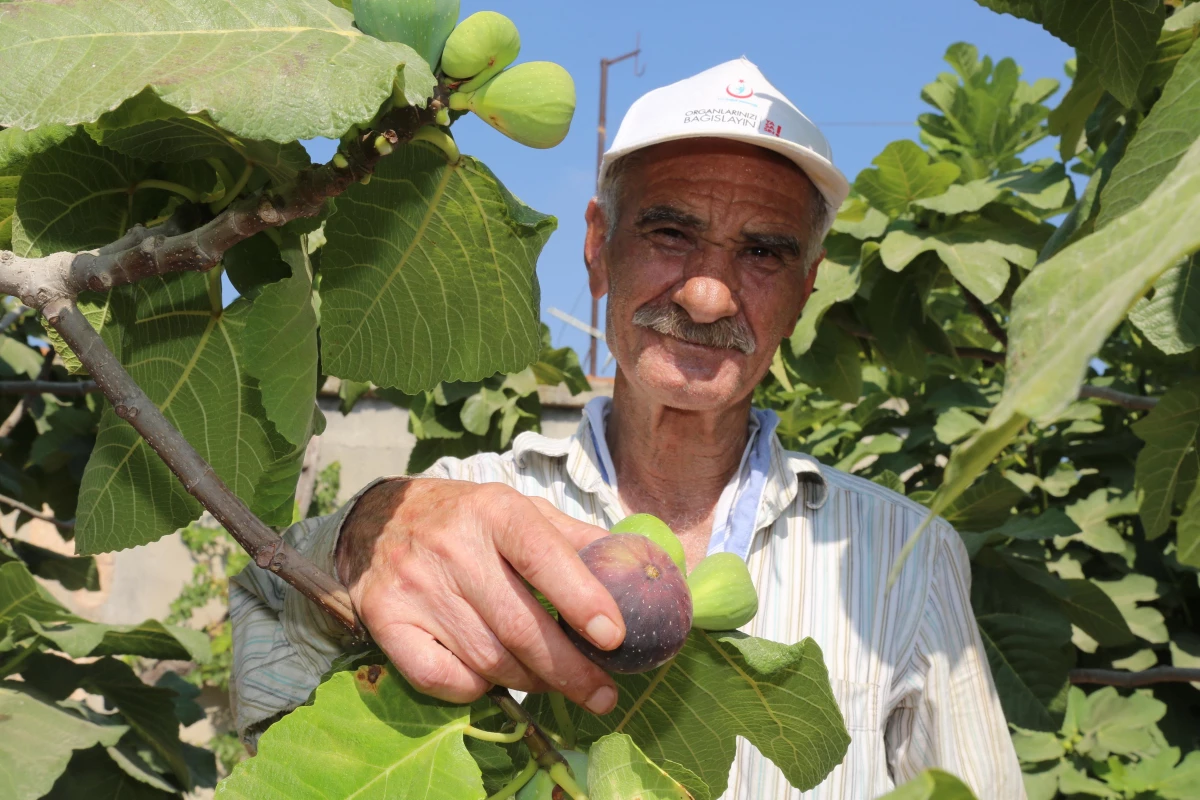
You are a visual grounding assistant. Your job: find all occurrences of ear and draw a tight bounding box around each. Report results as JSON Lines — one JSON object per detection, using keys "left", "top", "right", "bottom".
{"left": 783, "top": 248, "right": 824, "bottom": 337}
{"left": 584, "top": 198, "right": 611, "bottom": 299}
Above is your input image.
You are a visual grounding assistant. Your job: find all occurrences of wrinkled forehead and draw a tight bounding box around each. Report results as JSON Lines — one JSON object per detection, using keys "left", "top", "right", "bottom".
{"left": 614, "top": 138, "right": 820, "bottom": 222}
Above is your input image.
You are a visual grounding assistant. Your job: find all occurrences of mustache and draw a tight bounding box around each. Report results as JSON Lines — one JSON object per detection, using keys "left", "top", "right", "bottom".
{"left": 631, "top": 300, "right": 757, "bottom": 355}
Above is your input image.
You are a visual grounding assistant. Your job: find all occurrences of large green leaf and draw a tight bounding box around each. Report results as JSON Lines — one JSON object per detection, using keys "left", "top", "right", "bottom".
{"left": 1128, "top": 255, "right": 1200, "bottom": 355}
{"left": 0, "top": 0, "right": 436, "bottom": 142}
{"left": 43, "top": 745, "right": 175, "bottom": 800}
{"left": 239, "top": 237, "right": 319, "bottom": 446}
{"left": 0, "top": 561, "right": 81, "bottom": 632}
{"left": 5, "top": 612, "right": 210, "bottom": 662}
{"left": 587, "top": 733, "right": 693, "bottom": 800}
{"left": 791, "top": 319, "right": 863, "bottom": 403}
{"left": 854, "top": 140, "right": 961, "bottom": 217}
{"left": 1131, "top": 378, "right": 1200, "bottom": 539}
{"left": 0, "top": 124, "right": 73, "bottom": 249}
{"left": 1098, "top": 40, "right": 1200, "bottom": 228}
{"left": 0, "top": 683, "right": 127, "bottom": 800}
{"left": 1179, "top": 478, "right": 1200, "bottom": 568}
{"left": 1041, "top": 0, "right": 1165, "bottom": 107}
{"left": 217, "top": 663, "right": 487, "bottom": 799}
{"left": 924, "top": 135, "right": 1200, "bottom": 544}
{"left": 74, "top": 272, "right": 289, "bottom": 553}
{"left": 1060, "top": 489, "right": 1137, "bottom": 553}
{"left": 528, "top": 632, "right": 850, "bottom": 797}
{"left": 11, "top": 128, "right": 154, "bottom": 257}
{"left": 878, "top": 769, "right": 979, "bottom": 800}
{"left": 319, "top": 144, "right": 553, "bottom": 392}
{"left": 1093, "top": 574, "right": 1168, "bottom": 644}
{"left": 86, "top": 91, "right": 311, "bottom": 185}
{"left": 880, "top": 218, "right": 1039, "bottom": 303}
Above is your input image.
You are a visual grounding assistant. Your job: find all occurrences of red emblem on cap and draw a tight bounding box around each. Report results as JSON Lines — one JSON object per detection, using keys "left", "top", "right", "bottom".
{"left": 763, "top": 120, "right": 783, "bottom": 137}
{"left": 726, "top": 80, "right": 754, "bottom": 99}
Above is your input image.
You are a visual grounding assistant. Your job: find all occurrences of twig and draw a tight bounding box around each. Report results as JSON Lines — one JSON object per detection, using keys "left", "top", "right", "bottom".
{"left": 0, "top": 380, "right": 97, "bottom": 396}
{"left": 958, "top": 283, "right": 1008, "bottom": 346}
{"left": 1078, "top": 385, "right": 1158, "bottom": 410}
{"left": 486, "top": 687, "right": 571, "bottom": 775}
{"left": 0, "top": 304, "right": 29, "bottom": 333}
{"left": 1069, "top": 667, "right": 1200, "bottom": 687}
{"left": 0, "top": 492, "right": 74, "bottom": 530}
{"left": 0, "top": 349, "right": 57, "bottom": 439}
{"left": 41, "top": 297, "right": 362, "bottom": 636}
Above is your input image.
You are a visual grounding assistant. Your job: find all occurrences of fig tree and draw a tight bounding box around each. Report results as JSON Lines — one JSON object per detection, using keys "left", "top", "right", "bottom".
{"left": 561, "top": 533, "right": 692, "bottom": 674}
{"left": 515, "top": 749, "right": 589, "bottom": 800}
{"left": 609, "top": 513, "right": 687, "bottom": 574}
{"left": 687, "top": 552, "right": 759, "bottom": 631}
{"left": 352, "top": 0, "right": 460, "bottom": 70}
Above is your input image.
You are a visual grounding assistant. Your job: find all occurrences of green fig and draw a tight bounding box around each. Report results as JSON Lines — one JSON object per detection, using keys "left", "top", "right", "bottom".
{"left": 687, "top": 552, "right": 759, "bottom": 631}
{"left": 458, "top": 61, "right": 575, "bottom": 149}
{"left": 441, "top": 11, "right": 521, "bottom": 93}
{"left": 352, "top": 0, "right": 460, "bottom": 70}
{"left": 610, "top": 513, "right": 686, "bottom": 574}
{"left": 516, "top": 749, "right": 589, "bottom": 800}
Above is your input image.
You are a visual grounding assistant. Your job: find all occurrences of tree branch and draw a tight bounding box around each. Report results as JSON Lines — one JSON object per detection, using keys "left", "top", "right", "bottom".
{"left": 41, "top": 296, "right": 362, "bottom": 636}
{"left": 0, "top": 103, "right": 437, "bottom": 312}
{"left": 0, "top": 492, "right": 74, "bottom": 530}
{"left": 0, "top": 349, "right": 56, "bottom": 439}
{"left": 1069, "top": 667, "right": 1200, "bottom": 687}
{"left": 1078, "top": 385, "right": 1159, "bottom": 410}
{"left": 486, "top": 687, "right": 571, "bottom": 774}
{"left": 0, "top": 380, "right": 97, "bottom": 396}
{"left": 958, "top": 283, "right": 1008, "bottom": 347}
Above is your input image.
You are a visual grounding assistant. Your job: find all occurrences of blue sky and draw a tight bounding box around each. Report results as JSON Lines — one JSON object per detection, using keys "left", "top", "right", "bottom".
{"left": 306, "top": 0, "right": 1073, "bottom": 377}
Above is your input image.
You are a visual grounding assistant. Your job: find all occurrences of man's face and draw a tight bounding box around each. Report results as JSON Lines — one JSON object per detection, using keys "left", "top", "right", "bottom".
{"left": 585, "top": 138, "right": 824, "bottom": 412}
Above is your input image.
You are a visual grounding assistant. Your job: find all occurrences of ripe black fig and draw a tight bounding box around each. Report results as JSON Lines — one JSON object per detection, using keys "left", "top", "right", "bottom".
{"left": 561, "top": 533, "right": 692, "bottom": 674}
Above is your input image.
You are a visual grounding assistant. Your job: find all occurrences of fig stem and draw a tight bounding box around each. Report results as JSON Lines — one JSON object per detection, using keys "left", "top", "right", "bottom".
{"left": 463, "top": 721, "right": 528, "bottom": 743}
{"left": 470, "top": 705, "right": 502, "bottom": 725}
{"left": 485, "top": 758, "right": 538, "bottom": 800}
{"left": 548, "top": 762, "right": 590, "bottom": 800}
{"left": 549, "top": 692, "right": 577, "bottom": 750}
{"left": 486, "top": 686, "right": 571, "bottom": 774}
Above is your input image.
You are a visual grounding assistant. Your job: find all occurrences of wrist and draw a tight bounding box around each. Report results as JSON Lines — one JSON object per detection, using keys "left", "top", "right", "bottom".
{"left": 335, "top": 476, "right": 413, "bottom": 587}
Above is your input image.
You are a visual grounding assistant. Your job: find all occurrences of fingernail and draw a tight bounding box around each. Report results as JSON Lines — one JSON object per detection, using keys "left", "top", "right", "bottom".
{"left": 586, "top": 615, "right": 621, "bottom": 649}
{"left": 586, "top": 685, "right": 617, "bottom": 714}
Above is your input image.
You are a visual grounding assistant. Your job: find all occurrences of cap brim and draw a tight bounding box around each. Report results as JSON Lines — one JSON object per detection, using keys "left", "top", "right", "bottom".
{"left": 600, "top": 130, "right": 849, "bottom": 229}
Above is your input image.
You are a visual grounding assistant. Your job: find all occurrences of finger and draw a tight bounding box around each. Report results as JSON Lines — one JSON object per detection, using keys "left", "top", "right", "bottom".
{"left": 370, "top": 619, "right": 491, "bottom": 704}
{"left": 429, "top": 594, "right": 551, "bottom": 695}
{"left": 527, "top": 496, "right": 611, "bottom": 550}
{"left": 490, "top": 497, "right": 626, "bottom": 653}
{"left": 463, "top": 557, "right": 620, "bottom": 714}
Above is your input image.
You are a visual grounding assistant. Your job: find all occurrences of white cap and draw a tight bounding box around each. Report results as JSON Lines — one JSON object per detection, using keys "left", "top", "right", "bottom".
{"left": 599, "top": 57, "right": 849, "bottom": 227}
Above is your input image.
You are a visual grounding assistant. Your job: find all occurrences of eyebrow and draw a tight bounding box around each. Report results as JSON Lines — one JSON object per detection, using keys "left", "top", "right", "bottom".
{"left": 634, "top": 204, "right": 804, "bottom": 258}
{"left": 634, "top": 205, "right": 705, "bottom": 230}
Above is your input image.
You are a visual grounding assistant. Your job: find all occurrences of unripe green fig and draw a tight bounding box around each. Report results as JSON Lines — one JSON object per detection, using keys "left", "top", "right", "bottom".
{"left": 516, "top": 749, "right": 589, "bottom": 800}
{"left": 687, "top": 552, "right": 759, "bottom": 631}
{"left": 441, "top": 11, "right": 520, "bottom": 93}
{"left": 463, "top": 61, "right": 575, "bottom": 149}
{"left": 352, "top": 0, "right": 460, "bottom": 70}
{"left": 411, "top": 126, "right": 461, "bottom": 163}
{"left": 610, "top": 513, "right": 686, "bottom": 574}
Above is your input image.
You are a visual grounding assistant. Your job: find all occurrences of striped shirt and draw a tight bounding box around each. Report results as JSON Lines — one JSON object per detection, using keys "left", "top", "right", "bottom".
{"left": 229, "top": 398, "right": 1024, "bottom": 799}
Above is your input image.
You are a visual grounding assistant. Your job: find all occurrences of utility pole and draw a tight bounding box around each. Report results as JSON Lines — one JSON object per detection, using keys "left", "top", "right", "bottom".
{"left": 589, "top": 36, "right": 643, "bottom": 377}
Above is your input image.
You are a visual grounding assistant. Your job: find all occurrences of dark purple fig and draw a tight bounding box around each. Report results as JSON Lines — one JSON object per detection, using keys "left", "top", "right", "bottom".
{"left": 561, "top": 533, "right": 692, "bottom": 674}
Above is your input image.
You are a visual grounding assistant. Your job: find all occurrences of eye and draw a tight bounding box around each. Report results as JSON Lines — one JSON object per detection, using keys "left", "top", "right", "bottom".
{"left": 652, "top": 227, "right": 686, "bottom": 239}
{"left": 746, "top": 246, "right": 776, "bottom": 259}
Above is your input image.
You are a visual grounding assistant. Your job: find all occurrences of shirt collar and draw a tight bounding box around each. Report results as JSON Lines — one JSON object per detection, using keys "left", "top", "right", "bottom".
{"left": 511, "top": 396, "right": 829, "bottom": 522}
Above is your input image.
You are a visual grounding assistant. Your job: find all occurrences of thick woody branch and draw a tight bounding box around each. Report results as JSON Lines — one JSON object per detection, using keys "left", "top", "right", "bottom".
{"left": 0, "top": 103, "right": 438, "bottom": 311}
{"left": 41, "top": 296, "right": 362, "bottom": 637}
{"left": 1069, "top": 667, "right": 1200, "bottom": 687}
{"left": 0, "top": 492, "right": 74, "bottom": 530}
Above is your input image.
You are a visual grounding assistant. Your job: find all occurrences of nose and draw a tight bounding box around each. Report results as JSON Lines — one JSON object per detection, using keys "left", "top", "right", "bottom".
{"left": 671, "top": 276, "right": 738, "bottom": 324}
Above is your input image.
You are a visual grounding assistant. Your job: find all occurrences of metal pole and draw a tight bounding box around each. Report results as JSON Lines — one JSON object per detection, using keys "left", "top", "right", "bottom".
{"left": 589, "top": 38, "right": 643, "bottom": 377}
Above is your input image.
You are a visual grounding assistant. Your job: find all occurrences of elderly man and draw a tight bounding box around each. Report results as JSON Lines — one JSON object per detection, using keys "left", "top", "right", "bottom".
{"left": 230, "top": 58, "right": 1024, "bottom": 798}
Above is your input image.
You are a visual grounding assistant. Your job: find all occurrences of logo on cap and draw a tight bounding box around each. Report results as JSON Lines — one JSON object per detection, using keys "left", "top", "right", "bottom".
{"left": 725, "top": 79, "right": 754, "bottom": 99}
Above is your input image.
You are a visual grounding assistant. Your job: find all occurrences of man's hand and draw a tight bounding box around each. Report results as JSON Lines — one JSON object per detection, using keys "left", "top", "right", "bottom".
{"left": 336, "top": 478, "right": 625, "bottom": 714}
